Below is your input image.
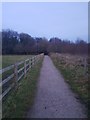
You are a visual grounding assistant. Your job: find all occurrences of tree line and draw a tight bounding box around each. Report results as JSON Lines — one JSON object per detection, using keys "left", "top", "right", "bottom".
{"left": 1, "top": 29, "right": 89, "bottom": 55}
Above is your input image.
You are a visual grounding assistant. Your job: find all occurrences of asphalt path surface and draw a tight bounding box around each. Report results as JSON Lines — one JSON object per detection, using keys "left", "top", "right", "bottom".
{"left": 27, "top": 56, "right": 87, "bottom": 118}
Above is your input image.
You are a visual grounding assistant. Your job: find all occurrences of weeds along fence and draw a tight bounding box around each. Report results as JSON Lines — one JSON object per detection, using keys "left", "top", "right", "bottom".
{"left": 0, "top": 53, "right": 44, "bottom": 100}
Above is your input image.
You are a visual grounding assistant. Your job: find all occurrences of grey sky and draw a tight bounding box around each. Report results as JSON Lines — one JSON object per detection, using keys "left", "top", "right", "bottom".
{"left": 2, "top": 2, "right": 88, "bottom": 41}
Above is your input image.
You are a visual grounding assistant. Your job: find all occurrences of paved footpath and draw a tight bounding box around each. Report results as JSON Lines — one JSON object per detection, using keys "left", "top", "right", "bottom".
{"left": 27, "top": 56, "right": 87, "bottom": 118}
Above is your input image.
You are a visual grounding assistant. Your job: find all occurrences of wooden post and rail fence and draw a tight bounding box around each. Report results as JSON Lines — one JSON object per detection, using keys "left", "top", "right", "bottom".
{"left": 0, "top": 53, "right": 44, "bottom": 100}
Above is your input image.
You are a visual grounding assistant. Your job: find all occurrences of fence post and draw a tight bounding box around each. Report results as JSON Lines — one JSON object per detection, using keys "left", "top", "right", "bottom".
{"left": 24, "top": 60, "right": 26, "bottom": 77}
{"left": 14, "top": 63, "right": 18, "bottom": 87}
{"left": 32, "top": 57, "right": 34, "bottom": 66}
{"left": 35, "top": 56, "right": 37, "bottom": 63}
{"left": 31, "top": 58, "right": 32, "bottom": 68}
{"left": 37, "top": 55, "right": 38, "bottom": 62}
{"left": 84, "top": 58, "right": 87, "bottom": 75}
{"left": 34, "top": 56, "right": 36, "bottom": 65}
{"left": 29, "top": 58, "right": 31, "bottom": 69}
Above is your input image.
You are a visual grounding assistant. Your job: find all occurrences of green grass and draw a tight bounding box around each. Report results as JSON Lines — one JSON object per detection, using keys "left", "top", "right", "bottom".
{"left": 2, "top": 56, "right": 43, "bottom": 118}
{"left": 50, "top": 53, "right": 89, "bottom": 116}
{"left": 2, "top": 55, "right": 35, "bottom": 93}
{"left": 2, "top": 55, "right": 34, "bottom": 68}
{"left": 2, "top": 55, "right": 34, "bottom": 80}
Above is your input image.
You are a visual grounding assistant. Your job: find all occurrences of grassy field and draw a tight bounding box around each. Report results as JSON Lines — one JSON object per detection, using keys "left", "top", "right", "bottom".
{"left": 2, "top": 55, "right": 35, "bottom": 90}
{"left": 2, "top": 55, "right": 34, "bottom": 68}
{"left": 2, "top": 55, "right": 43, "bottom": 118}
{"left": 50, "top": 53, "right": 89, "bottom": 116}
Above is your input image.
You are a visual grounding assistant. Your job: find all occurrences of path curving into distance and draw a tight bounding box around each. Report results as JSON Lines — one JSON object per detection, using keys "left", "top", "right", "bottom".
{"left": 27, "top": 56, "right": 87, "bottom": 118}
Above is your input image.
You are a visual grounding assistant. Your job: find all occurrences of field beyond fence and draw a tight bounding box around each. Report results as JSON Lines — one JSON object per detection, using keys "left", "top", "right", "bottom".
{"left": 0, "top": 54, "right": 44, "bottom": 100}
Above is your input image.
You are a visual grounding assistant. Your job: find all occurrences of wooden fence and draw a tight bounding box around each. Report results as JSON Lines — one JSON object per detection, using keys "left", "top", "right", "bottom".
{"left": 0, "top": 53, "right": 44, "bottom": 100}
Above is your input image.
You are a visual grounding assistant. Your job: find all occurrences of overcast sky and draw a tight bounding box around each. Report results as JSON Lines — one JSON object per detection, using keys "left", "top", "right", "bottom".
{"left": 2, "top": 2, "right": 88, "bottom": 41}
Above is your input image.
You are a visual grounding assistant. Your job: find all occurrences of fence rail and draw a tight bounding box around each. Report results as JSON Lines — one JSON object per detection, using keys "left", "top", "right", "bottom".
{"left": 0, "top": 53, "right": 44, "bottom": 100}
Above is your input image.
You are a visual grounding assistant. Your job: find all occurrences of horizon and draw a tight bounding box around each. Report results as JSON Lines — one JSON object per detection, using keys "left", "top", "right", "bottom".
{"left": 2, "top": 28, "right": 88, "bottom": 43}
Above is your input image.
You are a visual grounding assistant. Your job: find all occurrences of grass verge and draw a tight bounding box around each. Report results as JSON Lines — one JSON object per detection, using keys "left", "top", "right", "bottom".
{"left": 2, "top": 57, "right": 43, "bottom": 118}
{"left": 50, "top": 53, "right": 89, "bottom": 117}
